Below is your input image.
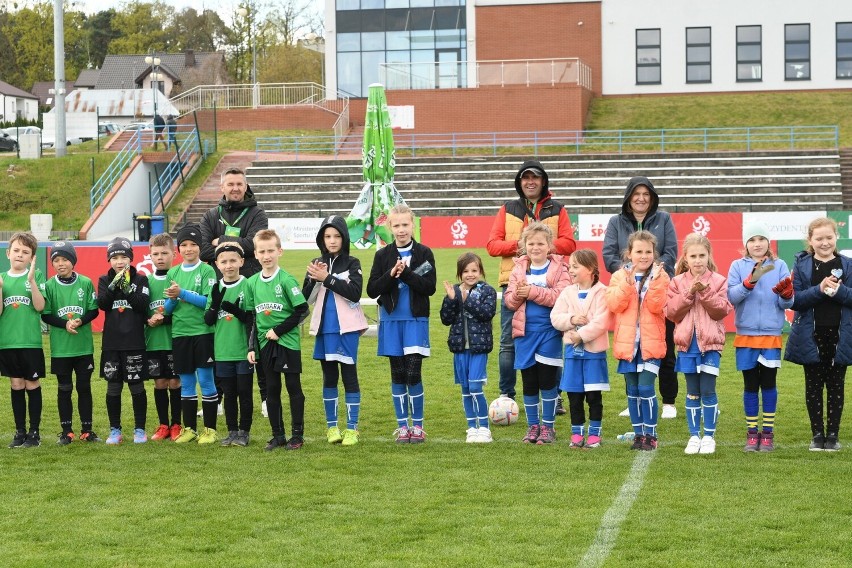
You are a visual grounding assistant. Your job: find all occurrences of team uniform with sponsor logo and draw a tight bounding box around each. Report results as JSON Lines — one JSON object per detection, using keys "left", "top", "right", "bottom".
{"left": 42, "top": 271, "right": 99, "bottom": 442}
{"left": 245, "top": 267, "right": 308, "bottom": 449}
{"left": 146, "top": 271, "right": 181, "bottom": 437}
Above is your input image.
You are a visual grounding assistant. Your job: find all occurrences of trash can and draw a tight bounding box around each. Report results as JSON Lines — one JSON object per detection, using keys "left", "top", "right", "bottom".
{"left": 150, "top": 215, "right": 166, "bottom": 237}
{"left": 135, "top": 214, "right": 152, "bottom": 242}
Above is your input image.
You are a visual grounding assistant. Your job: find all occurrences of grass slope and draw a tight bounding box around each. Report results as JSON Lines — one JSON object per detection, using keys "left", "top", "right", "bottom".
{"left": 0, "top": 248, "right": 849, "bottom": 567}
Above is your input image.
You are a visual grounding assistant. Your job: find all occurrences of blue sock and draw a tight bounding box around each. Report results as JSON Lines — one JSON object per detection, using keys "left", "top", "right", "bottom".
{"left": 541, "top": 387, "right": 558, "bottom": 427}
{"left": 408, "top": 382, "right": 424, "bottom": 428}
{"left": 470, "top": 383, "right": 488, "bottom": 429}
{"left": 638, "top": 383, "right": 657, "bottom": 437}
{"left": 762, "top": 388, "right": 777, "bottom": 432}
{"left": 703, "top": 394, "right": 719, "bottom": 437}
{"left": 685, "top": 395, "right": 701, "bottom": 436}
{"left": 323, "top": 387, "right": 339, "bottom": 428}
{"left": 344, "top": 391, "right": 360, "bottom": 430}
{"left": 572, "top": 423, "right": 584, "bottom": 436}
{"left": 589, "top": 420, "right": 602, "bottom": 437}
{"left": 523, "top": 394, "right": 540, "bottom": 426}
{"left": 625, "top": 382, "right": 641, "bottom": 435}
{"left": 744, "top": 390, "right": 759, "bottom": 432}
{"left": 179, "top": 373, "right": 197, "bottom": 397}
{"left": 196, "top": 367, "right": 215, "bottom": 396}
{"left": 461, "top": 386, "right": 476, "bottom": 428}
{"left": 391, "top": 383, "right": 408, "bottom": 427}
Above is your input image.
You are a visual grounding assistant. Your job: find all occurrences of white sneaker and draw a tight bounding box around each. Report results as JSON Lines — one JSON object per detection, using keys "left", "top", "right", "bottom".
{"left": 465, "top": 427, "right": 478, "bottom": 443}
{"left": 476, "top": 427, "right": 493, "bottom": 443}
{"left": 661, "top": 404, "right": 677, "bottom": 419}
{"left": 261, "top": 400, "right": 268, "bottom": 418}
{"left": 217, "top": 403, "right": 224, "bottom": 416}
{"left": 619, "top": 408, "right": 630, "bottom": 417}
{"left": 684, "top": 435, "right": 702, "bottom": 455}
{"left": 698, "top": 436, "right": 716, "bottom": 454}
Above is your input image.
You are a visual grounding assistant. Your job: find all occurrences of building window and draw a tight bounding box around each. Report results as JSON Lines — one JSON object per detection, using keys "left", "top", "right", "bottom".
{"left": 636, "top": 28, "right": 661, "bottom": 85}
{"left": 785, "top": 23, "right": 810, "bottom": 80}
{"left": 838, "top": 22, "right": 852, "bottom": 79}
{"left": 686, "top": 27, "right": 711, "bottom": 83}
{"left": 736, "top": 25, "right": 762, "bottom": 81}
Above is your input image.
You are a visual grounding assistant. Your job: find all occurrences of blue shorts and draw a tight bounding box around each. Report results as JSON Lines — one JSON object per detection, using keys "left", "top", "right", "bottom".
{"left": 378, "top": 319, "right": 430, "bottom": 357}
{"left": 617, "top": 352, "right": 661, "bottom": 375}
{"left": 453, "top": 352, "right": 488, "bottom": 388}
{"left": 675, "top": 349, "right": 722, "bottom": 376}
{"left": 560, "top": 347, "right": 609, "bottom": 392}
{"left": 735, "top": 347, "right": 782, "bottom": 371}
{"left": 313, "top": 331, "right": 360, "bottom": 365}
{"left": 514, "top": 330, "right": 562, "bottom": 370}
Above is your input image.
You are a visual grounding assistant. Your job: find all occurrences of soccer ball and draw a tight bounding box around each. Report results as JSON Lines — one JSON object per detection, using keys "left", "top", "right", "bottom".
{"left": 489, "top": 396, "right": 519, "bottom": 426}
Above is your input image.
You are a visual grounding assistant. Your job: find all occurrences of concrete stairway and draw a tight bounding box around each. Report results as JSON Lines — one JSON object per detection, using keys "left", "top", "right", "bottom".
{"left": 242, "top": 149, "right": 842, "bottom": 218}
{"left": 840, "top": 148, "right": 852, "bottom": 208}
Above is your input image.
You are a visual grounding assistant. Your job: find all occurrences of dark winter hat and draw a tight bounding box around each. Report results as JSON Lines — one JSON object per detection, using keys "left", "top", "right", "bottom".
{"left": 50, "top": 241, "right": 77, "bottom": 265}
{"left": 176, "top": 224, "right": 202, "bottom": 247}
{"left": 107, "top": 237, "right": 134, "bottom": 261}
{"left": 520, "top": 166, "right": 544, "bottom": 177}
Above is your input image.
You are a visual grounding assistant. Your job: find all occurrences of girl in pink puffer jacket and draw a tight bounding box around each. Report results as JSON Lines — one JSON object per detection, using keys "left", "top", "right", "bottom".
{"left": 666, "top": 233, "right": 733, "bottom": 456}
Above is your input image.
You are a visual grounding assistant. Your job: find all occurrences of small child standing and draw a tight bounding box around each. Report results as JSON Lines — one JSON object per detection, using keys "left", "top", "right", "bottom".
{"left": 165, "top": 225, "right": 219, "bottom": 444}
{"left": 42, "top": 241, "right": 100, "bottom": 444}
{"left": 551, "top": 249, "right": 610, "bottom": 449}
{"left": 97, "top": 238, "right": 151, "bottom": 445}
{"left": 785, "top": 217, "right": 852, "bottom": 452}
{"left": 440, "top": 252, "right": 497, "bottom": 443}
{"left": 504, "top": 222, "right": 570, "bottom": 445}
{"left": 666, "top": 233, "right": 733, "bottom": 455}
{"left": 205, "top": 243, "right": 253, "bottom": 447}
{"left": 303, "top": 216, "right": 368, "bottom": 447}
{"left": 146, "top": 233, "right": 182, "bottom": 441}
{"left": 245, "top": 229, "right": 308, "bottom": 451}
{"left": 0, "top": 232, "right": 46, "bottom": 448}
{"left": 606, "top": 230, "right": 670, "bottom": 451}
{"left": 727, "top": 222, "right": 793, "bottom": 452}
{"left": 367, "top": 204, "right": 437, "bottom": 444}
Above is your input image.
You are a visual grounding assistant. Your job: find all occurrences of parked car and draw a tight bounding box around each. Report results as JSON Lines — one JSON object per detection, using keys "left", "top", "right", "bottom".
{"left": 123, "top": 121, "right": 152, "bottom": 132}
{"left": 99, "top": 122, "right": 120, "bottom": 136}
{"left": 2, "top": 126, "right": 41, "bottom": 141}
{"left": 0, "top": 131, "right": 18, "bottom": 152}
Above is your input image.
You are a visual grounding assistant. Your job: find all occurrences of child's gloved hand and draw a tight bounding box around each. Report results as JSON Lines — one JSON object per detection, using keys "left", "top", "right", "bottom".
{"left": 772, "top": 276, "right": 793, "bottom": 299}
{"left": 749, "top": 259, "right": 775, "bottom": 284}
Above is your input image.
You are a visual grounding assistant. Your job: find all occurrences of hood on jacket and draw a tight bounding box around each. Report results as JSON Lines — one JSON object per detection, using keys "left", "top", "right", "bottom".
{"left": 514, "top": 160, "right": 551, "bottom": 201}
{"left": 316, "top": 215, "right": 351, "bottom": 257}
{"left": 217, "top": 185, "right": 259, "bottom": 212}
{"left": 621, "top": 176, "right": 659, "bottom": 219}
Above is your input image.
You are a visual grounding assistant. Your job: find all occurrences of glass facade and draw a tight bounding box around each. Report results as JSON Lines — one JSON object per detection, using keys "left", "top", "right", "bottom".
{"left": 336, "top": 0, "right": 467, "bottom": 97}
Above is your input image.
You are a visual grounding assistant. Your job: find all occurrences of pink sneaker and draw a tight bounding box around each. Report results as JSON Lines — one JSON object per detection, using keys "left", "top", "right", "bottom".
{"left": 522, "top": 424, "right": 540, "bottom": 443}
{"left": 393, "top": 426, "right": 411, "bottom": 444}
{"left": 569, "top": 434, "right": 585, "bottom": 448}
{"left": 758, "top": 431, "right": 775, "bottom": 452}
{"left": 536, "top": 425, "right": 556, "bottom": 444}
{"left": 409, "top": 425, "right": 426, "bottom": 444}
{"left": 586, "top": 435, "right": 602, "bottom": 448}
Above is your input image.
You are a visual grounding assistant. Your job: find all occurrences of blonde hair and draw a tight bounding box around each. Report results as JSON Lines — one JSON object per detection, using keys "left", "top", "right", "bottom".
{"left": 675, "top": 233, "right": 718, "bottom": 275}
{"left": 569, "top": 249, "right": 600, "bottom": 285}
{"left": 519, "top": 221, "right": 554, "bottom": 255}
{"left": 253, "top": 229, "right": 281, "bottom": 249}
{"left": 149, "top": 233, "right": 174, "bottom": 249}
{"left": 386, "top": 204, "right": 415, "bottom": 226}
{"left": 806, "top": 217, "right": 839, "bottom": 256}
{"left": 622, "top": 230, "right": 657, "bottom": 264}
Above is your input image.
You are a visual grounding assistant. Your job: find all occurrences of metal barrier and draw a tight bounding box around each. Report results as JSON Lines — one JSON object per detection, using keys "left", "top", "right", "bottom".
{"left": 255, "top": 125, "right": 839, "bottom": 160}
{"left": 169, "top": 82, "right": 348, "bottom": 116}
{"left": 148, "top": 126, "right": 201, "bottom": 214}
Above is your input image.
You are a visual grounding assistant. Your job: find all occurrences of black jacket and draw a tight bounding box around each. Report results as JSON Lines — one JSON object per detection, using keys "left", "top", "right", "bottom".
{"left": 97, "top": 266, "right": 150, "bottom": 351}
{"left": 440, "top": 281, "right": 496, "bottom": 353}
{"left": 367, "top": 240, "right": 436, "bottom": 317}
{"left": 302, "top": 215, "right": 363, "bottom": 305}
{"left": 199, "top": 187, "right": 268, "bottom": 277}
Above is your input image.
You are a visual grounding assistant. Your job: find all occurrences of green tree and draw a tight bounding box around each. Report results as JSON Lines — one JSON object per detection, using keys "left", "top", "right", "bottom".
{"left": 86, "top": 9, "right": 121, "bottom": 69}
{"left": 259, "top": 43, "right": 321, "bottom": 84}
{"left": 108, "top": 0, "right": 174, "bottom": 54}
{"left": 166, "top": 7, "right": 229, "bottom": 52}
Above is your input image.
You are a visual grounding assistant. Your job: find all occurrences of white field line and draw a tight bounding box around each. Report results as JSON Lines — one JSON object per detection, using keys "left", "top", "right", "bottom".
{"left": 578, "top": 451, "right": 655, "bottom": 568}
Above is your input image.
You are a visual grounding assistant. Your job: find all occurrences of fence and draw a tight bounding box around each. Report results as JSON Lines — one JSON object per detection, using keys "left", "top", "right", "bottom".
{"left": 255, "top": 125, "right": 839, "bottom": 160}
{"left": 169, "top": 82, "right": 348, "bottom": 116}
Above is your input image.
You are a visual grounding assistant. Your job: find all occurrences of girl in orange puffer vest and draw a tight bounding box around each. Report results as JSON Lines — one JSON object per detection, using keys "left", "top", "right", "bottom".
{"left": 606, "top": 231, "right": 669, "bottom": 451}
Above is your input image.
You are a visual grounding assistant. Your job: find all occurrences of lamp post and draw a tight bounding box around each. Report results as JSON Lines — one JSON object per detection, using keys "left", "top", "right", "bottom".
{"left": 237, "top": 7, "right": 258, "bottom": 109}
{"left": 144, "top": 52, "right": 162, "bottom": 120}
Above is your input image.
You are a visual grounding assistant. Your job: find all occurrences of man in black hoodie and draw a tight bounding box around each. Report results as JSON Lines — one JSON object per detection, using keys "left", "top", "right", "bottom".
{"left": 200, "top": 167, "right": 269, "bottom": 278}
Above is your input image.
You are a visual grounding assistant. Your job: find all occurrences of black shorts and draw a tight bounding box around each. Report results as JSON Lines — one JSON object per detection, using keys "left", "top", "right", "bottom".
{"left": 147, "top": 350, "right": 176, "bottom": 379}
{"left": 216, "top": 360, "right": 253, "bottom": 377}
{"left": 260, "top": 342, "right": 302, "bottom": 375}
{"left": 100, "top": 350, "right": 147, "bottom": 383}
{"left": 0, "top": 348, "right": 45, "bottom": 380}
{"left": 172, "top": 334, "right": 214, "bottom": 374}
{"left": 51, "top": 354, "right": 95, "bottom": 377}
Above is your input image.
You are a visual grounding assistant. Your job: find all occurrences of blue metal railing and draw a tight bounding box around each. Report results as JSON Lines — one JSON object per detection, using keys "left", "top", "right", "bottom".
{"left": 89, "top": 124, "right": 200, "bottom": 213}
{"left": 255, "top": 125, "right": 839, "bottom": 160}
{"left": 148, "top": 128, "right": 201, "bottom": 213}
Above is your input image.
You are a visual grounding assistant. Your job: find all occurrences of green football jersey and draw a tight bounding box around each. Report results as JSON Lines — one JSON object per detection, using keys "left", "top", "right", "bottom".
{"left": 207, "top": 277, "right": 249, "bottom": 362}
{"left": 166, "top": 261, "right": 216, "bottom": 338}
{"left": 146, "top": 273, "right": 172, "bottom": 351}
{"left": 245, "top": 267, "right": 305, "bottom": 351}
{"left": 0, "top": 269, "right": 46, "bottom": 349}
{"left": 42, "top": 273, "right": 97, "bottom": 357}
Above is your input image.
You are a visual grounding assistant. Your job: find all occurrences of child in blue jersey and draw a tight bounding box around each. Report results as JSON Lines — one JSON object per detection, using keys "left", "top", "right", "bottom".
{"left": 367, "top": 204, "right": 437, "bottom": 444}
{"left": 727, "top": 222, "right": 793, "bottom": 452}
{"left": 551, "top": 249, "right": 610, "bottom": 449}
{"left": 440, "top": 252, "right": 497, "bottom": 443}
{"left": 303, "top": 216, "right": 368, "bottom": 447}
{"left": 504, "top": 222, "right": 571, "bottom": 445}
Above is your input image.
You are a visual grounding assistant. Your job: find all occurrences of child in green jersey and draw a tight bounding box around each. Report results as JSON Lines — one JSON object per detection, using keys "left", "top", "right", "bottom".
{"left": 246, "top": 229, "right": 308, "bottom": 451}
{"left": 0, "top": 232, "right": 46, "bottom": 448}
{"left": 146, "top": 233, "right": 182, "bottom": 441}
{"left": 205, "top": 242, "right": 252, "bottom": 447}
{"left": 41, "top": 241, "right": 100, "bottom": 444}
{"left": 165, "top": 224, "right": 219, "bottom": 444}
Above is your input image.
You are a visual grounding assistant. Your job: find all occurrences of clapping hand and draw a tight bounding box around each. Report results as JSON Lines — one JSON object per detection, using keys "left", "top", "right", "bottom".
{"left": 443, "top": 280, "right": 456, "bottom": 299}
{"left": 306, "top": 260, "right": 329, "bottom": 282}
{"left": 515, "top": 280, "right": 531, "bottom": 299}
